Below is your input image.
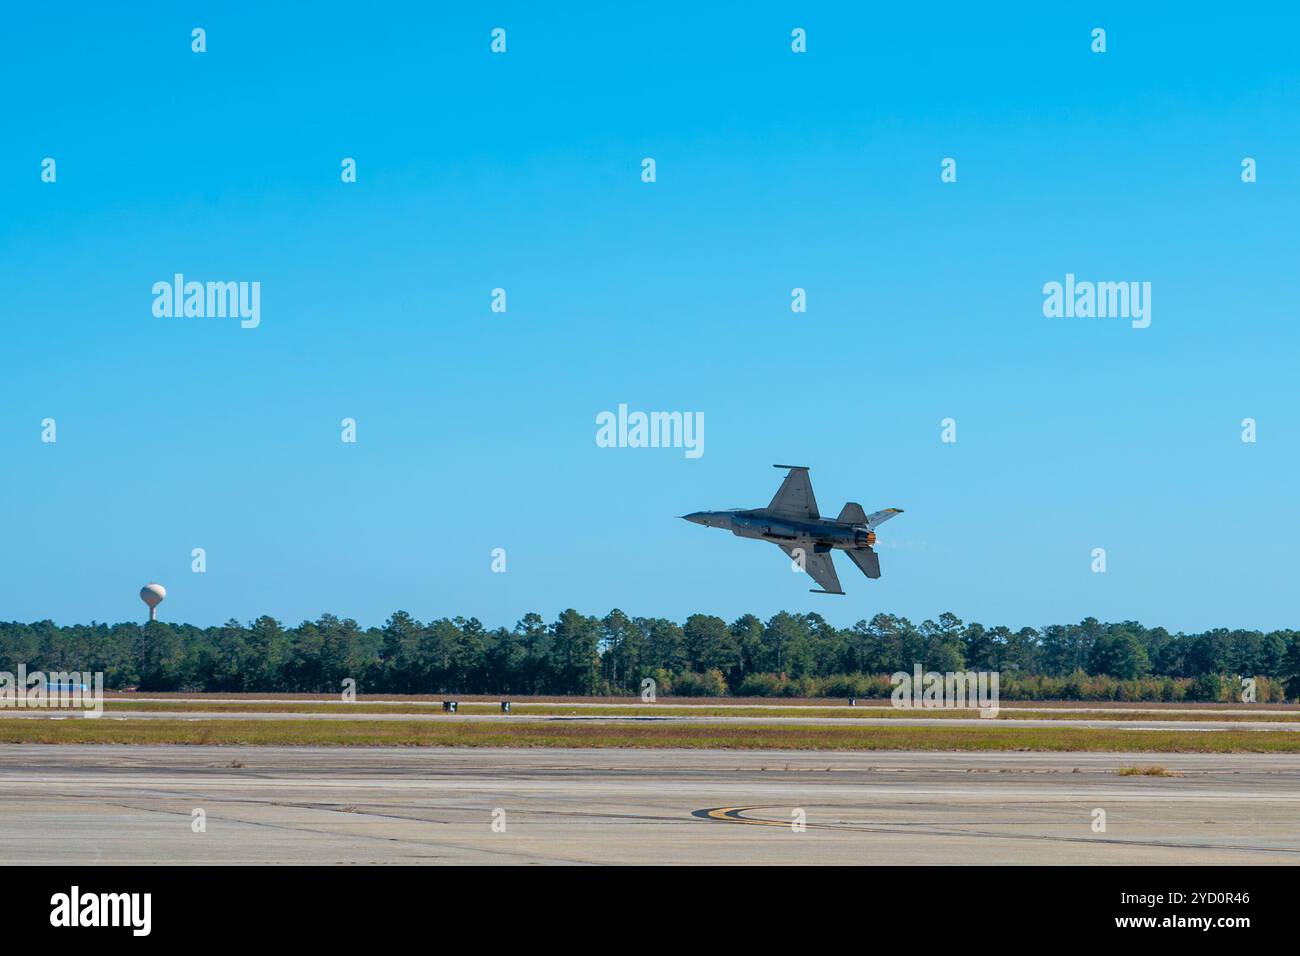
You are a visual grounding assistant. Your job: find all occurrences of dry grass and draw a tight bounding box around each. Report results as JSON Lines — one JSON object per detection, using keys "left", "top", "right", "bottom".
{"left": 1117, "top": 765, "right": 1178, "bottom": 776}
{"left": 3, "top": 717, "right": 1300, "bottom": 752}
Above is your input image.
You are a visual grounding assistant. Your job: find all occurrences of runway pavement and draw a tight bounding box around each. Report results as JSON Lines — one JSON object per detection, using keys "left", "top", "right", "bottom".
{"left": 1, "top": 744, "right": 1297, "bottom": 864}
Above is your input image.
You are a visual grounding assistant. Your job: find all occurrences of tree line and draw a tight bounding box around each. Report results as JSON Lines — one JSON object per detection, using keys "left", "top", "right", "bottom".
{"left": 2, "top": 610, "right": 1298, "bottom": 701}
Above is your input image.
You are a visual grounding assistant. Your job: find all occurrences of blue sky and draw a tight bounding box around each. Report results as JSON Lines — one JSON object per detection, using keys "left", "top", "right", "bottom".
{"left": 2, "top": 3, "right": 1297, "bottom": 633}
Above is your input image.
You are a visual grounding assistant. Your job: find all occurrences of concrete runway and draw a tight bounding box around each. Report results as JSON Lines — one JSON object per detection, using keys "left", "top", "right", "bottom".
{"left": 1, "top": 745, "right": 1298, "bottom": 864}
{"left": 12, "top": 709, "right": 1300, "bottom": 731}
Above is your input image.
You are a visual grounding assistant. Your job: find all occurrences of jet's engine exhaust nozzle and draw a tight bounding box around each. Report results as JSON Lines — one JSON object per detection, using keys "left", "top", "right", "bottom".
{"left": 854, "top": 530, "right": 877, "bottom": 549}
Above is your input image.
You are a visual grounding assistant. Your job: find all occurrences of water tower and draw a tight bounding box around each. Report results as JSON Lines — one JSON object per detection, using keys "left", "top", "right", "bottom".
{"left": 140, "top": 583, "right": 166, "bottom": 622}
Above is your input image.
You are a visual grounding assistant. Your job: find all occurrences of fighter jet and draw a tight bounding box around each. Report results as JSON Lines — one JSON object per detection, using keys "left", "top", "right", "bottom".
{"left": 682, "top": 465, "right": 903, "bottom": 595}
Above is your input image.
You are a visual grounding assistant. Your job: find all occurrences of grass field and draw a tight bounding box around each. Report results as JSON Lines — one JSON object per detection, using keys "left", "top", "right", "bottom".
{"left": 1117, "top": 765, "right": 1176, "bottom": 776}
{"left": 5, "top": 717, "right": 1300, "bottom": 751}
{"left": 89, "top": 699, "right": 1300, "bottom": 723}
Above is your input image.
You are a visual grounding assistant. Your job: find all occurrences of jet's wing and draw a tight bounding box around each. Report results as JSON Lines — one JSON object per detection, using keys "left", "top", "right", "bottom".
{"left": 846, "top": 548, "right": 881, "bottom": 579}
{"left": 768, "top": 465, "right": 819, "bottom": 519}
{"left": 778, "top": 544, "right": 844, "bottom": 594}
{"left": 865, "top": 508, "right": 904, "bottom": 529}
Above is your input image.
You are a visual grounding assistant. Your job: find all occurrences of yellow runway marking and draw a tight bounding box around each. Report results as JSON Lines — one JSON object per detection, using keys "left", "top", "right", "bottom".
{"left": 694, "top": 806, "right": 824, "bottom": 828}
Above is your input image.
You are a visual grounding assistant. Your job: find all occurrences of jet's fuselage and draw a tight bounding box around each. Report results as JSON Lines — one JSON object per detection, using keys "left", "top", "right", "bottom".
{"left": 682, "top": 465, "right": 900, "bottom": 593}
{"left": 684, "top": 509, "right": 875, "bottom": 551}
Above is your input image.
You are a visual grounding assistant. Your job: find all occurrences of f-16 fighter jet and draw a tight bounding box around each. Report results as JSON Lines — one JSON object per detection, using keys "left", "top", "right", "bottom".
{"left": 682, "top": 465, "right": 903, "bottom": 595}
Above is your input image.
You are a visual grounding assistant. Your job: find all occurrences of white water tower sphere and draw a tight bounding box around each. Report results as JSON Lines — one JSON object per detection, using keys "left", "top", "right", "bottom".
{"left": 140, "top": 583, "right": 166, "bottom": 621}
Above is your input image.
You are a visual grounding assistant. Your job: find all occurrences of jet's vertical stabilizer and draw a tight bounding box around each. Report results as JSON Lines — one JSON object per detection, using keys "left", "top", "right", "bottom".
{"left": 836, "top": 502, "right": 868, "bottom": 525}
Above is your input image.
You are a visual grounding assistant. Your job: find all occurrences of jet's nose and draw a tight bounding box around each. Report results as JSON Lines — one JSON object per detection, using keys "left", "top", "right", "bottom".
{"left": 681, "top": 512, "right": 708, "bottom": 525}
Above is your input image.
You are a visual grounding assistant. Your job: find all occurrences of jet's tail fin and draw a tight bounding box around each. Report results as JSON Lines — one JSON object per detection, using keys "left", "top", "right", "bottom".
{"left": 839, "top": 503, "right": 905, "bottom": 531}
{"left": 865, "top": 507, "right": 904, "bottom": 529}
{"left": 847, "top": 548, "right": 881, "bottom": 579}
{"left": 836, "top": 502, "right": 868, "bottom": 525}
